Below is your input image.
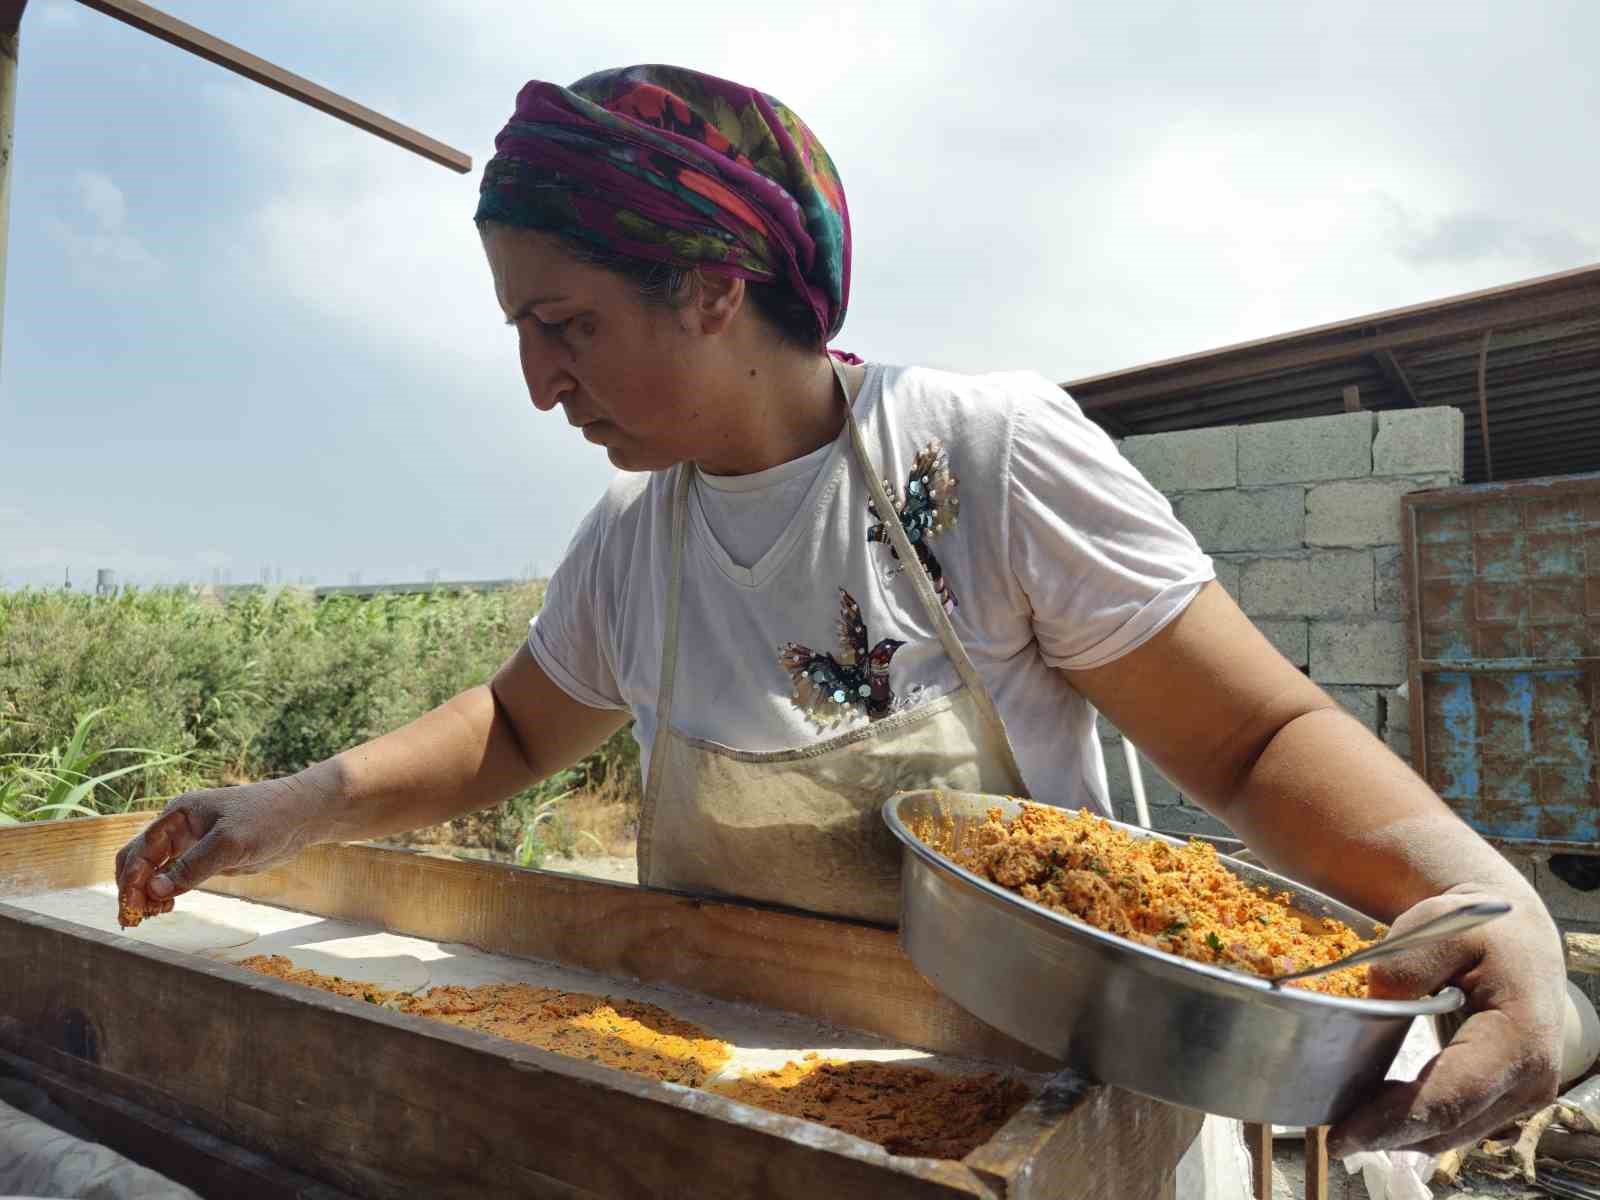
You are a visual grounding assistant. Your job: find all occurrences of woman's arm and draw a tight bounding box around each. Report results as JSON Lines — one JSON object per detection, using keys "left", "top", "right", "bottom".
{"left": 115, "top": 645, "right": 628, "bottom": 911}
{"left": 313, "top": 644, "right": 628, "bottom": 843}
{"left": 1064, "top": 581, "right": 1563, "bottom": 1155}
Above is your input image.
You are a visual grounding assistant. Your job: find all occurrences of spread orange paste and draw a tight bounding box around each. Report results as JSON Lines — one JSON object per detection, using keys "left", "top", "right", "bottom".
{"left": 710, "top": 1052, "right": 1032, "bottom": 1159}
{"left": 237, "top": 954, "right": 1032, "bottom": 1157}
{"left": 237, "top": 955, "right": 729, "bottom": 1085}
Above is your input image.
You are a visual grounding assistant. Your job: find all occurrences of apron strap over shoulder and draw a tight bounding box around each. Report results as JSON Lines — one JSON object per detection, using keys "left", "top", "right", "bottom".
{"left": 836, "top": 360, "right": 1027, "bottom": 791}
{"left": 637, "top": 464, "right": 693, "bottom": 870}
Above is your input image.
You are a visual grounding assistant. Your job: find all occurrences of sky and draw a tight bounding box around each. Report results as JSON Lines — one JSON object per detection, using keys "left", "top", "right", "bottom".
{"left": 2, "top": 0, "right": 1596, "bottom": 589}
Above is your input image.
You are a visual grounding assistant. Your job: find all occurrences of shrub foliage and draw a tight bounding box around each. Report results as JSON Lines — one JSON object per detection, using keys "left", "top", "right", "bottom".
{"left": 0, "top": 586, "right": 641, "bottom": 834}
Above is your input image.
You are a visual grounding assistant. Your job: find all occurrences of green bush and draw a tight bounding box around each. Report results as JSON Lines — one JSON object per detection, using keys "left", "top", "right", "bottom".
{"left": 0, "top": 585, "right": 642, "bottom": 823}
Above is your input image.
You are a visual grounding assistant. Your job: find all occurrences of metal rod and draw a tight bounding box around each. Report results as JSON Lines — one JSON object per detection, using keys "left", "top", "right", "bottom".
{"left": 72, "top": 0, "right": 470, "bottom": 173}
{"left": 1477, "top": 328, "right": 1495, "bottom": 481}
{"left": 1121, "top": 736, "right": 1151, "bottom": 829}
{"left": 1269, "top": 899, "right": 1510, "bottom": 986}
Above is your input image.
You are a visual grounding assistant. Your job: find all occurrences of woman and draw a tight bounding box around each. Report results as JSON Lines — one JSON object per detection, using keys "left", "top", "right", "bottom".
{"left": 117, "top": 65, "right": 1561, "bottom": 1162}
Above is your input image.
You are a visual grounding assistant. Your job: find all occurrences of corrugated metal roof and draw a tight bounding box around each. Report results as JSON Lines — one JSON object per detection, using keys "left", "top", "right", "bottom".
{"left": 1064, "top": 263, "right": 1600, "bottom": 483}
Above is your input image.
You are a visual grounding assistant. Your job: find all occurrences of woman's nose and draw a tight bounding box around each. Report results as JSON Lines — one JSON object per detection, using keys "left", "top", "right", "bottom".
{"left": 528, "top": 379, "right": 565, "bottom": 412}
{"left": 520, "top": 339, "right": 571, "bottom": 412}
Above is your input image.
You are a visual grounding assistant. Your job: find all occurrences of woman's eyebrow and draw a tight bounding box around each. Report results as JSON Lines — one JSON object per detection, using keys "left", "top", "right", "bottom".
{"left": 504, "top": 295, "right": 568, "bottom": 324}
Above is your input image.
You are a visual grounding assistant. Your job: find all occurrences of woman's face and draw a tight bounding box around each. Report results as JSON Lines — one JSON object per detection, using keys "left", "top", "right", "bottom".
{"left": 481, "top": 225, "right": 718, "bottom": 472}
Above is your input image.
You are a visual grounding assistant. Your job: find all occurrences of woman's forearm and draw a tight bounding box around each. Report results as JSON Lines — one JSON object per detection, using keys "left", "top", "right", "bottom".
{"left": 287, "top": 683, "right": 540, "bottom": 845}
{"left": 1211, "top": 706, "right": 1537, "bottom": 922}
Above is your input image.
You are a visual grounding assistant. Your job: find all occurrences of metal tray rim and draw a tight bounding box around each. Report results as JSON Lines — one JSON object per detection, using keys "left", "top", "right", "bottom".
{"left": 883, "top": 790, "right": 1463, "bottom": 1019}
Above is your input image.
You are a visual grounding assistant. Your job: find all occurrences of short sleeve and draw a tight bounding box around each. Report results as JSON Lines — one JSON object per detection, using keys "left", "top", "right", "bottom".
{"left": 1006, "top": 379, "right": 1214, "bottom": 671}
{"left": 527, "top": 501, "right": 629, "bottom": 711}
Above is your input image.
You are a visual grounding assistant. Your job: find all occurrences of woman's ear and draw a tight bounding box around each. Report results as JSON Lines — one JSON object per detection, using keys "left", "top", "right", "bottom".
{"left": 688, "top": 269, "right": 744, "bottom": 335}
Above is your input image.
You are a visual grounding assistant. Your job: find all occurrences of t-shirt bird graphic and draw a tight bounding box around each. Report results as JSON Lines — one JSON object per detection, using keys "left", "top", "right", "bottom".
{"left": 779, "top": 589, "right": 905, "bottom": 723}
{"left": 867, "top": 438, "right": 960, "bottom": 612}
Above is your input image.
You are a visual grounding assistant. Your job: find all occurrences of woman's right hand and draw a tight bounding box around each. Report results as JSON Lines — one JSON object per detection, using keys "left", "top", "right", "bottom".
{"left": 114, "top": 777, "right": 326, "bottom": 925}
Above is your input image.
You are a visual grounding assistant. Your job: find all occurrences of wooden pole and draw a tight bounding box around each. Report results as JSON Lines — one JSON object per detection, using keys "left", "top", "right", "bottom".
{"left": 1304, "top": 1126, "right": 1329, "bottom": 1200}
{"left": 1342, "top": 384, "right": 1362, "bottom": 412}
{"left": 73, "top": 0, "right": 470, "bottom": 174}
{"left": 1245, "top": 1121, "right": 1273, "bottom": 1198}
{"left": 0, "top": 0, "right": 25, "bottom": 378}
{"left": 0, "top": 0, "right": 466, "bottom": 379}
{"left": 1476, "top": 329, "right": 1495, "bottom": 481}
{"left": 1375, "top": 348, "right": 1423, "bottom": 407}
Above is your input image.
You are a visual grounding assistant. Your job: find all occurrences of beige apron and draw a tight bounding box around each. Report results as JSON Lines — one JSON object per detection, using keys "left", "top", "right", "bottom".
{"left": 636, "top": 360, "right": 1029, "bottom": 924}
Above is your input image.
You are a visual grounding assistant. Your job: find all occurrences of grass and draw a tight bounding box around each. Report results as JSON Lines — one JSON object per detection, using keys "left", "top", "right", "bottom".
{"left": 0, "top": 585, "right": 642, "bottom": 844}
{"left": 0, "top": 709, "right": 189, "bottom": 824}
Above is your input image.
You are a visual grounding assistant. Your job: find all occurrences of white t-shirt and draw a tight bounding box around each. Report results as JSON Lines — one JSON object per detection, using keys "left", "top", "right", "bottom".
{"left": 528, "top": 362, "right": 1214, "bottom": 813}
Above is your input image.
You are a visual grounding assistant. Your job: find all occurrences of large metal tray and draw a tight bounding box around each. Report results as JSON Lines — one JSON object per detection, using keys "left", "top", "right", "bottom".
{"left": 883, "top": 789, "right": 1462, "bottom": 1125}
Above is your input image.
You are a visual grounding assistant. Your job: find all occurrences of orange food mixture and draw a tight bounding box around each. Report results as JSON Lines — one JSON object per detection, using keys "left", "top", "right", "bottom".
{"left": 711, "top": 1052, "right": 1031, "bottom": 1159}
{"left": 238, "top": 955, "right": 730, "bottom": 1085}
{"left": 237, "top": 956, "right": 1033, "bottom": 1158}
{"left": 914, "top": 802, "right": 1375, "bottom": 997}
{"left": 117, "top": 894, "right": 145, "bottom": 929}
{"left": 403, "top": 983, "right": 732, "bottom": 1087}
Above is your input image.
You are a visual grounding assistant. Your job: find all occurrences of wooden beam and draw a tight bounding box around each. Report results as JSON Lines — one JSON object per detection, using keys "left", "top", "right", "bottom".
{"left": 72, "top": 0, "right": 471, "bottom": 173}
{"left": 1477, "top": 329, "right": 1495, "bottom": 481}
{"left": 202, "top": 838, "right": 1058, "bottom": 1070}
{"left": 0, "top": 817, "right": 1049, "bottom": 1069}
{"left": 0, "top": 1047, "right": 355, "bottom": 1199}
{"left": 963, "top": 1074, "right": 1197, "bottom": 1200}
{"left": 1567, "top": 932, "right": 1600, "bottom": 974}
{"left": 1067, "top": 269, "right": 1600, "bottom": 411}
{"left": 0, "top": 814, "right": 1203, "bottom": 1196}
{"left": 1375, "top": 348, "right": 1424, "bottom": 407}
{"left": 0, "top": 811, "right": 143, "bottom": 894}
{"left": 1245, "top": 1121, "right": 1273, "bottom": 1199}
{"left": 1304, "top": 1126, "right": 1329, "bottom": 1200}
{"left": 0, "top": 908, "right": 1000, "bottom": 1199}
{"left": 0, "top": 0, "right": 23, "bottom": 374}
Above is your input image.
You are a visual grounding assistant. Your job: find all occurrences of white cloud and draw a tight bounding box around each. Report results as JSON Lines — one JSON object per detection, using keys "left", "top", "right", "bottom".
{"left": 46, "top": 170, "right": 163, "bottom": 290}
{"left": 205, "top": 1, "right": 1600, "bottom": 384}
{"left": 73, "top": 170, "right": 126, "bottom": 231}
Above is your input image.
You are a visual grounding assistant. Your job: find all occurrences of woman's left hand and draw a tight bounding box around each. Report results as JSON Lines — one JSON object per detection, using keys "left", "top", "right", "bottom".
{"left": 1067, "top": 583, "right": 1568, "bottom": 1155}
{"left": 1327, "top": 887, "right": 1565, "bottom": 1158}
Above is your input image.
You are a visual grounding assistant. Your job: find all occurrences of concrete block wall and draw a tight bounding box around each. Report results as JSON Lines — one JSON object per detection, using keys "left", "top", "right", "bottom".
{"left": 1106, "top": 406, "right": 1600, "bottom": 1001}
{"left": 1501, "top": 847, "right": 1600, "bottom": 1010}
{"left": 1104, "top": 407, "right": 1464, "bottom": 838}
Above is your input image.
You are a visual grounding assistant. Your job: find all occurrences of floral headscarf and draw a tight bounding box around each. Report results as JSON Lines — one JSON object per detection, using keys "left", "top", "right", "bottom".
{"left": 476, "top": 64, "right": 852, "bottom": 342}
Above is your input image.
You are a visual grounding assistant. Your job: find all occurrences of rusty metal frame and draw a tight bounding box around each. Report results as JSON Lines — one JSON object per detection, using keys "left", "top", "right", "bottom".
{"left": 1400, "top": 473, "right": 1600, "bottom": 852}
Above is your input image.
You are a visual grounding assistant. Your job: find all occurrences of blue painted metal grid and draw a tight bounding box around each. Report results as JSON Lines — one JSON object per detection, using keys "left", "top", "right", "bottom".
{"left": 1408, "top": 477, "right": 1600, "bottom": 845}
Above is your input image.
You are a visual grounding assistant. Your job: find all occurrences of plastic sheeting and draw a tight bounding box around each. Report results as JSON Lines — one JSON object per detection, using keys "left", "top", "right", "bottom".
{"left": 1174, "top": 1113, "right": 1255, "bottom": 1200}
{"left": 1341, "top": 1016, "right": 1444, "bottom": 1200}
{"left": 0, "top": 1096, "right": 199, "bottom": 1200}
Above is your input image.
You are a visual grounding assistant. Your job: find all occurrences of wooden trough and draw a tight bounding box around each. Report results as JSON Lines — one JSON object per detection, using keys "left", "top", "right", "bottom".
{"left": 0, "top": 814, "right": 1200, "bottom": 1198}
